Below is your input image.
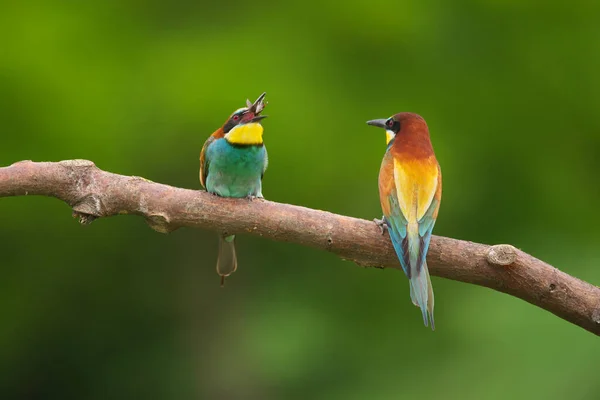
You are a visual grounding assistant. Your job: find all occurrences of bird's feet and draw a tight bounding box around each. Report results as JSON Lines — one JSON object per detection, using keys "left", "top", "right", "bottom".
{"left": 373, "top": 217, "right": 388, "bottom": 235}
{"left": 246, "top": 194, "right": 264, "bottom": 201}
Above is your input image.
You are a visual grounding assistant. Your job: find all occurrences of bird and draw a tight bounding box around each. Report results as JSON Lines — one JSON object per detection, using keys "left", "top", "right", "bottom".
{"left": 366, "top": 113, "right": 442, "bottom": 329}
{"left": 200, "top": 92, "right": 268, "bottom": 286}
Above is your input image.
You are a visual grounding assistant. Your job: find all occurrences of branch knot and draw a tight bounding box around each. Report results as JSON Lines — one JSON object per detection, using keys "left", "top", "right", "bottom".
{"left": 487, "top": 244, "right": 518, "bottom": 266}
{"left": 72, "top": 194, "right": 103, "bottom": 224}
{"left": 146, "top": 213, "right": 175, "bottom": 234}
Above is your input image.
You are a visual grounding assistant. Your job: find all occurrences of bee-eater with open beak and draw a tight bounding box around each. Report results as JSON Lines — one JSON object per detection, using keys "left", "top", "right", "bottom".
{"left": 367, "top": 113, "right": 441, "bottom": 329}
{"left": 200, "top": 92, "right": 268, "bottom": 286}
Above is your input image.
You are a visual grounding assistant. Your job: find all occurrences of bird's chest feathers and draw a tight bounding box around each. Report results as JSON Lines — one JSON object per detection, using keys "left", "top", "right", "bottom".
{"left": 208, "top": 139, "right": 265, "bottom": 174}
{"left": 392, "top": 157, "right": 438, "bottom": 221}
{"left": 225, "top": 123, "right": 264, "bottom": 145}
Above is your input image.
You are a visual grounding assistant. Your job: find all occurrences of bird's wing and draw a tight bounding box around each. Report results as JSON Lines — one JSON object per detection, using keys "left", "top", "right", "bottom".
{"left": 261, "top": 146, "right": 269, "bottom": 180}
{"left": 380, "top": 156, "right": 440, "bottom": 277}
{"left": 418, "top": 164, "right": 442, "bottom": 269}
{"left": 379, "top": 153, "right": 410, "bottom": 274}
{"left": 199, "top": 136, "right": 216, "bottom": 188}
{"left": 383, "top": 194, "right": 410, "bottom": 274}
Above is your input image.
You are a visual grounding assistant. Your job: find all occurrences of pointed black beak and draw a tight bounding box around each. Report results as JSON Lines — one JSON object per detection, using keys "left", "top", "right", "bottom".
{"left": 366, "top": 119, "right": 387, "bottom": 129}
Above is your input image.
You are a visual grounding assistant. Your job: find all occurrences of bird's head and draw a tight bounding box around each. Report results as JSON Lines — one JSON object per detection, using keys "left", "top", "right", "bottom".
{"left": 222, "top": 92, "right": 268, "bottom": 145}
{"left": 366, "top": 112, "right": 428, "bottom": 146}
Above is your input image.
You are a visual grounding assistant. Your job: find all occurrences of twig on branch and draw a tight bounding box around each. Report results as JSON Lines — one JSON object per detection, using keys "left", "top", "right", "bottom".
{"left": 1, "top": 160, "right": 599, "bottom": 335}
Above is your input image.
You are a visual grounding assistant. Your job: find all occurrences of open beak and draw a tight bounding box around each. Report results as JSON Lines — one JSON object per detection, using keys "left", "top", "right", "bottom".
{"left": 246, "top": 92, "right": 267, "bottom": 117}
{"left": 366, "top": 119, "right": 387, "bottom": 129}
{"left": 243, "top": 92, "right": 267, "bottom": 123}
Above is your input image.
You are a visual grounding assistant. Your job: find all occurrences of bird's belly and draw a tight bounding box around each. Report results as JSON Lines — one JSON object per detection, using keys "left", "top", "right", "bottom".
{"left": 206, "top": 140, "right": 265, "bottom": 198}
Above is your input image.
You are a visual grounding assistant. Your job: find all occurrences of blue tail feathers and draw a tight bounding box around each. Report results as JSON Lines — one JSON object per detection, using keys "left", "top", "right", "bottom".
{"left": 409, "top": 263, "right": 435, "bottom": 330}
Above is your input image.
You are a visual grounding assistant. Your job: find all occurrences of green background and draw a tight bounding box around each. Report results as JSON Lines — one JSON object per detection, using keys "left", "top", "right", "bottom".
{"left": 1, "top": 1, "right": 599, "bottom": 399}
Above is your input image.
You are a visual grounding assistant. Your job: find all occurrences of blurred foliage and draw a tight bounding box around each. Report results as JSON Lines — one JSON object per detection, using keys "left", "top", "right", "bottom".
{"left": 1, "top": 0, "right": 600, "bottom": 399}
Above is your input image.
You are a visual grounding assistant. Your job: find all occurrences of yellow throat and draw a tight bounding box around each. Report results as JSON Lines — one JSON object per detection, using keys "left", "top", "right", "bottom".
{"left": 385, "top": 131, "right": 395, "bottom": 145}
{"left": 225, "top": 123, "right": 264, "bottom": 145}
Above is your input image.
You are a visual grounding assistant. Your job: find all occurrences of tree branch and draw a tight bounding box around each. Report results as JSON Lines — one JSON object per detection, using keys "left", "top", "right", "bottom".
{"left": 1, "top": 160, "right": 599, "bottom": 335}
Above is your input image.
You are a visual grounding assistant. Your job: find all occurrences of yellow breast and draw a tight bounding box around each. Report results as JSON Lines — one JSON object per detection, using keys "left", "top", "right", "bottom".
{"left": 225, "top": 123, "right": 264, "bottom": 145}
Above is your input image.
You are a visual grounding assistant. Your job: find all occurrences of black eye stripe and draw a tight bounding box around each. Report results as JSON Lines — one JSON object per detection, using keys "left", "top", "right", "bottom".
{"left": 223, "top": 110, "right": 247, "bottom": 133}
{"left": 386, "top": 118, "right": 401, "bottom": 133}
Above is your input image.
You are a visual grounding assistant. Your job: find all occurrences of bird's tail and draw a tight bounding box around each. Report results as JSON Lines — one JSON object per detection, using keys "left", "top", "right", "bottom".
{"left": 409, "top": 262, "right": 435, "bottom": 330}
{"left": 217, "top": 234, "right": 237, "bottom": 287}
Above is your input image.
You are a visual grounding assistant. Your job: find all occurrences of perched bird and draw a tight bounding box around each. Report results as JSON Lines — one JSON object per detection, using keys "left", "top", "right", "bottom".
{"left": 200, "top": 92, "right": 268, "bottom": 286}
{"left": 367, "top": 113, "right": 441, "bottom": 329}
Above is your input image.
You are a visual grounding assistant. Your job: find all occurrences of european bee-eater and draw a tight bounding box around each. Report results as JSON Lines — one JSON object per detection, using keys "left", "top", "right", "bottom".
{"left": 200, "top": 92, "right": 268, "bottom": 286}
{"left": 367, "top": 113, "right": 441, "bottom": 330}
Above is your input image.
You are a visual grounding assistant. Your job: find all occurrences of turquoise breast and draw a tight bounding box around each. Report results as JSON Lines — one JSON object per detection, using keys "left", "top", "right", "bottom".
{"left": 205, "top": 138, "right": 267, "bottom": 198}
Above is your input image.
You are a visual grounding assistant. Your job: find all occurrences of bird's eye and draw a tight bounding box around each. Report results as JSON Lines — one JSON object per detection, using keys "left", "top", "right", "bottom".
{"left": 232, "top": 114, "right": 240, "bottom": 121}
{"left": 386, "top": 119, "right": 394, "bottom": 128}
